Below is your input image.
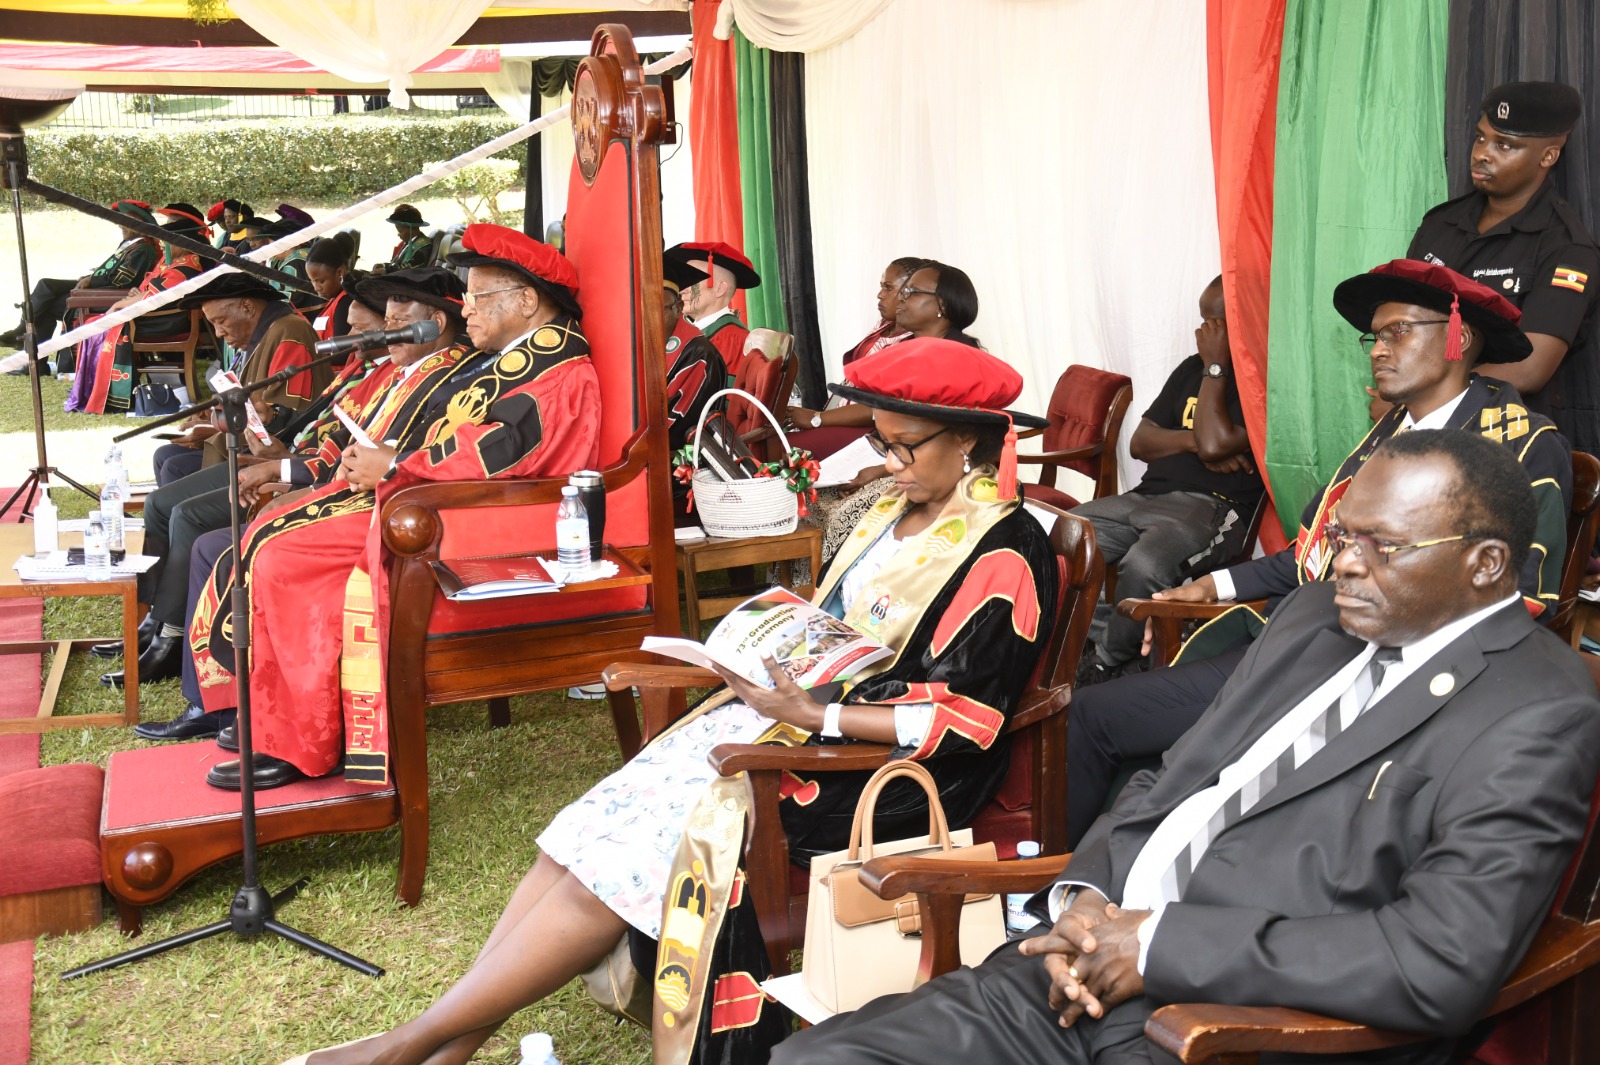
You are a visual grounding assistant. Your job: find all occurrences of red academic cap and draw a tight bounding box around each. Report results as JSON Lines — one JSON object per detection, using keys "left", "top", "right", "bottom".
{"left": 829, "top": 337, "right": 1048, "bottom": 500}
{"left": 1332, "top": 259, "right": 1531, "bottom": 363}
{"left": 449, "top": 223, "right": 579, "bottom": 295}
{"left": 205, "top": 201, "right": 227, "bottom": 223}
{"left": 668, "top": 240, "right": 760, "bottom": 289}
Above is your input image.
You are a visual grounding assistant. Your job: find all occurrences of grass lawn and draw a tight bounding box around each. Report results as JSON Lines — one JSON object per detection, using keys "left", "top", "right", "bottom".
{"left": 30, "top": 487, "right": 655, "bottom": 1064}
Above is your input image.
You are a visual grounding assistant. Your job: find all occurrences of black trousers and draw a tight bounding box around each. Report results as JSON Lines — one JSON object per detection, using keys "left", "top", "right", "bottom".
{"left": 23, "top": 277, "right": 75, "bottom": 339}
{"left": 773, "top": 936, "right": 1165, "bottom": 1065}
{"left": 139, "top": 462, "right": 236, "bottom": 627}
{"left": 1066, "top": 646, "right": 1248, "bottom": 848}
{"left": 152, "top": 443, "right": 205, "bottom": 488}
{"left": 181, "top": 527, "right": 232, "bottom": 709}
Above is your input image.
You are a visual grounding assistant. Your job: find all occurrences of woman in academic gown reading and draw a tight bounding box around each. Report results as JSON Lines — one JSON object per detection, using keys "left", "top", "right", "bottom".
{"left": 286, "top": 338, "right": 1058, "bottom": 1065}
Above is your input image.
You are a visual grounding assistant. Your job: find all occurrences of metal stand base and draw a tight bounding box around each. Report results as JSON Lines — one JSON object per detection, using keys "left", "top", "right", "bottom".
{"left": 61, "top": 879, "right": 383, "bottom": 980}
{"left": 0, "top": 463, "right": 96, "bottom": 521}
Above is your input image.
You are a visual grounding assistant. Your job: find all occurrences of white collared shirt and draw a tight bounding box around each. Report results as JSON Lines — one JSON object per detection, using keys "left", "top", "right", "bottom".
{"left": 692, "top": 306, "right": 735, "bottom": 331}
{"left": 1212, "top": 386, "right": 1471, "bottom": 600}
{"left": 1051, "top": 590, "right": 1520, "bottom": 972}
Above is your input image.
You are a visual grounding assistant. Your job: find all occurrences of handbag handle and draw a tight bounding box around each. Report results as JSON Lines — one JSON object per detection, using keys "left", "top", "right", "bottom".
{"left": 690, "top": 387, "right": 794, "bottom": 480}
{"left": 845, "top": 760, "right": 953, "bottom": 862}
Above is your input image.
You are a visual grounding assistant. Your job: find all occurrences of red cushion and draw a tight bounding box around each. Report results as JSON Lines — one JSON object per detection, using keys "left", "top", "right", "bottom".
{"left": 1044, "top": 366, "right": 1130, "bottom": 481}
{"left": 565, "top": 141, "right": 637, "bottom": 469}
{"left": 1021, "top": 483, "right": 1081, "bottom": 512}
{"left": 729, "top": 353, "right": 785, "bottom": 438}
{"left": 1464, "top": 997, "right": 1548, "bottom": 1065}
{"left": 0, "top": 764, "right": 104, "bottom": 895}
{"left": 103, "top": 742, "right": 382, "bottom": 833}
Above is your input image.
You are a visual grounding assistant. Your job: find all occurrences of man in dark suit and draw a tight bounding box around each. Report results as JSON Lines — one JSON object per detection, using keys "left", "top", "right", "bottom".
{"left": 777, "top": 429, "right": 1600, "bottom": 1065}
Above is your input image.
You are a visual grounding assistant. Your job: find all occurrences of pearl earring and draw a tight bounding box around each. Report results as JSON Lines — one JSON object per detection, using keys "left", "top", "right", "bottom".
{"left": 963, "top": 454, "right": 971, "bottom": 474}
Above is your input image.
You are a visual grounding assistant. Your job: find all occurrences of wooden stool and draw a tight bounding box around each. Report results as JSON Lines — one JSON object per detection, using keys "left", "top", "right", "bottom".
{"left": 676, "top": 526, "right": 823, "bottom": 634}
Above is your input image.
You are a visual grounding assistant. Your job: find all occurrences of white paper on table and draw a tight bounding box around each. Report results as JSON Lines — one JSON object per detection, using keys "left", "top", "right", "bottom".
{"left": 59, "top": 517, "right": 145, "bottom": 532}
{"left": 813, "top": 434, "right": 883, "bottom": 488}
{"left": 332, "top": 403, "right": 378, "bottom": 449}
{"left": 14, "top": 551, "right": 160, "bottom": 580}
{"left": 206, "top": 368, "right": 273, "bottom": 445}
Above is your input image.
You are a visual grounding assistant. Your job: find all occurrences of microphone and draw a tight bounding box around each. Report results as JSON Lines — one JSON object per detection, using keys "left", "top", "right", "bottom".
{"left": 313, "top": 319, "right": 440, "bottom": 356}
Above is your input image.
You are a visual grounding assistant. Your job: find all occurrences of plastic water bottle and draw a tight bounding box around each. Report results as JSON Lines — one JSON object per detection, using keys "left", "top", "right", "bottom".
{"left": 105, "top": 444, "right": 126, "bottom": 494}
{"left": 518, "top": 1032, "right": 560, "bottom": 1065}
{"left": 1005, "top": 840, "right": 1043, "bottom": 937}
{"left": 556, "top": 486, "right": 590, "bottom": 570}
{"left": 84, "top": 509, "right": 110, "bottom": 581}
{"left": 100, "top": 477, "right": 124, "bottom": 554}
{"left": 31, "top": 479, "right": 57, "bottom": 557}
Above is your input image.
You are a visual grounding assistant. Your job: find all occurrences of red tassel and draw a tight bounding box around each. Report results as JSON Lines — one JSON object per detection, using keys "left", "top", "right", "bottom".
{"left": 997, "top": 414, "right": 1019, "bottom": 501}
{"left": 1445, "top": 294, "right": 1463, "bottom": 361}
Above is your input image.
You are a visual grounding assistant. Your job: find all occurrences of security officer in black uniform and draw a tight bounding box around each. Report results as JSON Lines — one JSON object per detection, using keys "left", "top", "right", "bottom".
{"left": 1408, "top": 81, "right": 1600, "bottom": 453}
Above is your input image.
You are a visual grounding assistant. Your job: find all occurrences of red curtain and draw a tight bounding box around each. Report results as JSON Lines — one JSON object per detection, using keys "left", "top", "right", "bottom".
{"left": 1206, "top": 0, "right": 1288, "bottom": 551}
{"left": 690, "top": 0, "right": 747, "bottom": 317}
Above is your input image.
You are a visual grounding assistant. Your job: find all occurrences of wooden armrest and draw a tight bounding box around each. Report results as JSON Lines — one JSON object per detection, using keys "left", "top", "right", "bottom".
{"left": 602, "top": 663, "right": 721, "bottom": 690}
{"left": 741, "top": 425, "right": 776, "bottom": 444}
{"left": 1015, "top": 443, "right": 1103, "bottom": 465}
{"left": 1007, "top": 686, "right": 1068, "bottom": 733}
{"left": 1145, "top": 1004, "right": 1422, "bottom": 1062}
{"left": 1015, "top": 425, "right": 1044, "bottom": 441}
{"left": 860, "top": 853, "right": 1072, "bottom": 900}
{"left": 380, "top": 452, "right": 647, "bottom": 558}
{"left": 64, "top": 287, "right": 125, "bottom": 310}
{"left": 1116, "top": 597, "right": 1268, "bottom": 622}
{"left": 708, "top": 741, "right": 896, "bottom": 775}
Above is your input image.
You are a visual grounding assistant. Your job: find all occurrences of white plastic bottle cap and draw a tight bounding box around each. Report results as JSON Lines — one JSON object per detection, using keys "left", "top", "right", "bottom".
{"left": 1016, "top": 840, "right": 1041, "bottom": 858}
{"left": 520, "top": 1032, "right": 555, "bottom": 1063}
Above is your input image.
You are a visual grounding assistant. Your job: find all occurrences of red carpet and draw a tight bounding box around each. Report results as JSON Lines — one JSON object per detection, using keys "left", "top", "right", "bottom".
{"left": 0, "top": 492, "right": 46, "bottom": 1065}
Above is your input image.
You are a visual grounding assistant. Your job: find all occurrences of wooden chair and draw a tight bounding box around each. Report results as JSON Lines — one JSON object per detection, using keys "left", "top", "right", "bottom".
{"left": 1018, "top": 364, "right": 1132, "bottom": 511}
{"left": 1124, "top": 449, "right": 1600, "bottom": 667}
{"left": 371, "top": 26, "right": 681, "bottom": 905}
{"left": 729, "top": 327, "right": 799, "bottom": 461}
{"left": 858, "top": 653, "right": 1600, "bottom": 1065}
{"left": 98, "top": 26, "right": 680, "bottom": 922}
{"left": 1550, "top": 451, "right": 1600, "bottom": 647}
{"left": 62, "top": 288, "right": 217, "bottom": 400}
{"left": 602, "top": 501, "right": 1103, "bottom": 975}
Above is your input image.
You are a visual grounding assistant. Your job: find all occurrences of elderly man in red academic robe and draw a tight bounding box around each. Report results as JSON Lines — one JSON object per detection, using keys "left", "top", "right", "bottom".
{"left": 667, "top": 240, "right": 760, "bottom": 381}
{"left": 192, "top": 224, "right": 601, "bottom": 791}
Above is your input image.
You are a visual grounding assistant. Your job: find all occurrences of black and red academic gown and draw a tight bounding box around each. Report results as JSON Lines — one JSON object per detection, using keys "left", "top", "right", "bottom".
{"left": 191, "top": 317, "right": 600, "bottom": 781}
{"left": 698, "top": 307, "right": 749, "bottom": 383}
{"left": 665, "top": 316, "right": 727, "bottom": 451}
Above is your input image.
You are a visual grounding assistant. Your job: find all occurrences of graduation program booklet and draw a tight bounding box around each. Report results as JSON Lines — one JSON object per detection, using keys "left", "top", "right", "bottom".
{"left": 642, "top": 587, "right": 893, "bottom": 689}
{"left": 431, "top": 556, "right": 561, "bottom": 600}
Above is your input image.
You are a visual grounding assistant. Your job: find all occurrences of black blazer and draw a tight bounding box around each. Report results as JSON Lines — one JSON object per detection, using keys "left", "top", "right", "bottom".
{"left": 1062, "top": 582, "right": 1600, "bottom": 1054}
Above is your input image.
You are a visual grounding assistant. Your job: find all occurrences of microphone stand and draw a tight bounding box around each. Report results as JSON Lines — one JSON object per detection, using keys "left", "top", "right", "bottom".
{"left": 64, "top": 349, "right": 382, "bottom": 981}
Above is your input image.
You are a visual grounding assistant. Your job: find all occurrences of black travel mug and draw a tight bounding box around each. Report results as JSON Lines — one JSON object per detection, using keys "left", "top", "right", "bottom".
{"left": 569, "top": 470, "right": 605, "bottom": 557}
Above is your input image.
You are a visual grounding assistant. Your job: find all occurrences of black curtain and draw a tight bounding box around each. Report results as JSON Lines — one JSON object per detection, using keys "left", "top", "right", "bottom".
{"left": 1446, "top": 0, "right": 1600, "bottom": 234}
{"left": 768, "top": 51, "right": 827, "bottom": 408}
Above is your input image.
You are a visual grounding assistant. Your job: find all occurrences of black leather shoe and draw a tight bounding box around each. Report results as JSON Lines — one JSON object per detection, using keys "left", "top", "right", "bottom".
{"left": 217, "top": 722, "right": 238, "bottom": 752}
{"left": 206, "top": 755, "right": 304, "bottom": 791}
{"left": 99, "top": 633, "right": 183, "bottom": 688}
{"left": 132, "top": 702, "right": 226, "bottom": 742}
{"left": 0, "top": 327, "right": 21, "bottom": 346}
{"left": 91, "top": 613, "right": 162, "bottom": 660}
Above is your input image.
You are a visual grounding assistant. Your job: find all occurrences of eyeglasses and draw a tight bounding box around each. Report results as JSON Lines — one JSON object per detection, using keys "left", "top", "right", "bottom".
{"left": 1322, "top": 514, "right": 1475, "bottom": 564}
{"left": 899, "top": 286, "right": 939, "bottom": 300}
{"left": 462, "top": 286, "right": 524, "bottom": 308}
{"left": 867, "top": 426, "right": 951, "bottom": 465}
{"left": 1358, "top": 319, "right": 1451, "bottom": 354}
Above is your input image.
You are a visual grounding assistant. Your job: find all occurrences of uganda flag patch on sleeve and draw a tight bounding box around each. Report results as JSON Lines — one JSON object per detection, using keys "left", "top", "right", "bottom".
{"left": 1552, "top": 266, "right": 1589, "bottom": 292}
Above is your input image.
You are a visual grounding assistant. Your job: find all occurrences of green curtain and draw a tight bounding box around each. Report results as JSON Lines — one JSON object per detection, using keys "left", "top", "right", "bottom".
{"left": 1263, "top": 0, "right": 1450, "bottom": 537}
{"left": 734, "top": 28, "right": 787, "bottom": 332}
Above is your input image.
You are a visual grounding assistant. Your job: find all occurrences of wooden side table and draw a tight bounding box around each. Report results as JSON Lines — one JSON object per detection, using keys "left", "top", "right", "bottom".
{"left": 0, "top": 525, "right": 143, "bottom": 734}
{"left": 676, "top": 526, "right": 823, "bottom": 634}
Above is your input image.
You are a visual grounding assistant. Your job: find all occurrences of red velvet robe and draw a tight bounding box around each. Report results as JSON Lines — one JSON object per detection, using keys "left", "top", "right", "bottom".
{"left": 193, "top": 318, "right": 600, "bottom": 781}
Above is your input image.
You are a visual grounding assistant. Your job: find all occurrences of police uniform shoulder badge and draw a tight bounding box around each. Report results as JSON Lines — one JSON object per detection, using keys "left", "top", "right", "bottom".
{"left": 1552, "top": 266, "right": 1588, "bottom": 293}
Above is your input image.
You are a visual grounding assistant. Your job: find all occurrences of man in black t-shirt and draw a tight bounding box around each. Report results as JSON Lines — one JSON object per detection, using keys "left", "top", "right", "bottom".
{"left": 1070, "top": 276, "right": 1264, "bottom": 679}
{"left": 1408, "top": 81, "right": 1600, "bottom": 453}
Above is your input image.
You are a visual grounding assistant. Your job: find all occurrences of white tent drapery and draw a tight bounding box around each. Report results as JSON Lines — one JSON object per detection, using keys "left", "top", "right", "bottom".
{"left": 227, "top": 0, "right": 494, "bottom": 108}
{"left": 802, "top": 0, "right": 1221, "bottom": 491}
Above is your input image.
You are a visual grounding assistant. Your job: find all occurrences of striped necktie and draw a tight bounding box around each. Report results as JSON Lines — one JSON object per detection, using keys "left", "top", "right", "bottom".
{"left": 1161, "top": 646, "right": 1404, "bottom": 903}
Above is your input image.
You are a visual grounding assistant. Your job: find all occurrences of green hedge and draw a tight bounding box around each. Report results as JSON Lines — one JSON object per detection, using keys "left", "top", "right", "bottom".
{"left": 25, "top": 115, "right": 527, "bottom": 207}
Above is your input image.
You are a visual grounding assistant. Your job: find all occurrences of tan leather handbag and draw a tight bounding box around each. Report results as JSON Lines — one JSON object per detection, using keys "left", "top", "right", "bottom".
{"left": 800, "top": 760, "right": 1007, "bottom": 1014}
